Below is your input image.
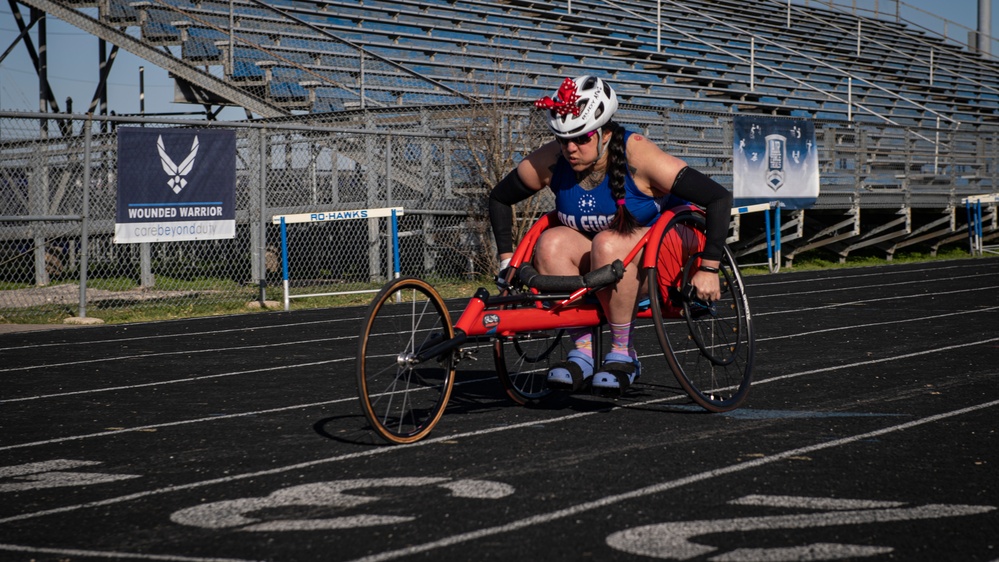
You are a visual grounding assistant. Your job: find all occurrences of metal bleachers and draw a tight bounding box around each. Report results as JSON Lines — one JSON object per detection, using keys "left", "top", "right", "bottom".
{"left": 20, "top": 0, "right": 999, "bottom": 145}
{"left": 31, "top": 0, "right": 998, "bottom": 127}
{"left": 11, "top": 0, "right": 999, "bottom": 262}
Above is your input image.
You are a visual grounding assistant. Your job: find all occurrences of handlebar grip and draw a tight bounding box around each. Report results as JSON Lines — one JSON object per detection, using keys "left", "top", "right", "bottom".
{"left": 516, "top": 263, "right": 584, "bottom": 292}
{"left": 516, "top": 260, "right": 625, "bottom": 293}
{"left": 583, "top": 260, "right": 625, "bottom": 289}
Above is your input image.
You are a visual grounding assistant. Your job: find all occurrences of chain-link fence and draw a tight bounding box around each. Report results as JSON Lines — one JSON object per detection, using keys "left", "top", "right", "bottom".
{"left": 1, "top": 108, "right": 997, "bottom": 323}
{"left": 0, "top": 110, "right": 505, "bottom": 323}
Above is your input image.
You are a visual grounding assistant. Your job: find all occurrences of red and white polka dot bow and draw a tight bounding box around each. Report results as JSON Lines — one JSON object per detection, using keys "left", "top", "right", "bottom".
{"left": 534, "top": 78, "right": 580, "bottom": 116}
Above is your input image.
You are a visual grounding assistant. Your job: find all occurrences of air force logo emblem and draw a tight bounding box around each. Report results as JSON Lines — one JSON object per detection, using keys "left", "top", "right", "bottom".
{"left": 157, "top": 135, "right": 199, "bottom": 194}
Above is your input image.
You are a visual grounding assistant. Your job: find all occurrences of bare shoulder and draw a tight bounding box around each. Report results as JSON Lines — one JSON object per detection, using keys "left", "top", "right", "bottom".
{"left": 518, "top": 140, "right": 562, "bottom": 190}
{"left": 624, "top": 132, "right": 665, "bottom": 160}
{"left": 624, "top": 132, "right": 687, "bottom": 192}
{"left": 627, "top": 132, "right": 683, "bottom": 164}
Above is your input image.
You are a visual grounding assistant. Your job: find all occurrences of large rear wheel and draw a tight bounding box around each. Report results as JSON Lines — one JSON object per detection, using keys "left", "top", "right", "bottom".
{"left": 648, "top": 212, "right": 754, "bottom": 412}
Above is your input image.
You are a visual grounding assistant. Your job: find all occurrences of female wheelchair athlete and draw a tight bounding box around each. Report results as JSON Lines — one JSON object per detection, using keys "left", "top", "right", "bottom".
{"left": 355, "top": 205, "right": 755, "bottom": 444}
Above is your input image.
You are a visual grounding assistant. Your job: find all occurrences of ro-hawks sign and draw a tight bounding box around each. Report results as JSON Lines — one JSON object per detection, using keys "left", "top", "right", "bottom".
{"left": 115, "top": 128, "right": 236, "bottom": 243}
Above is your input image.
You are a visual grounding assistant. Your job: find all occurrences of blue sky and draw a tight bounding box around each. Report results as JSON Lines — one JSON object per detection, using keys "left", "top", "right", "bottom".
{"left": 0, "top": 1, "right": 994, "bottom": 118}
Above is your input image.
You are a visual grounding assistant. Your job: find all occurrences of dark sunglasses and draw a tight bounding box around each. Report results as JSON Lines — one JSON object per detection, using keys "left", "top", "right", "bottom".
{"left": 556, "top": 130, "right": 596, "bottom": 147}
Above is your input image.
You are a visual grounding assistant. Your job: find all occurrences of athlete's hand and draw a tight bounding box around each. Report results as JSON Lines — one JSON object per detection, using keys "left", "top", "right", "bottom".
{"left": 495, "top": 256, "right": 512, "bottom": 290}
{"left": 690, "top": 268, "right": 721, "bottom": 302}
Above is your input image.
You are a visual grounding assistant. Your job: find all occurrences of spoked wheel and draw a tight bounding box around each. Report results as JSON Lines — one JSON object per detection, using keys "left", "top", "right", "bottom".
{"left": 648, "top": 211, "right": 754, "bottom": 412}
{"left": 356, "top": 277, "right": 456, "bottom": 444}
{"left": 493, "top": 290, "right": 564, "bottom": 404}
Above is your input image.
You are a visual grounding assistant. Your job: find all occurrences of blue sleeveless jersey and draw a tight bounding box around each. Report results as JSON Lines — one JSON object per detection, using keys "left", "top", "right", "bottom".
{"left": 551, "top": 130, "right": 682, "bottom": 234}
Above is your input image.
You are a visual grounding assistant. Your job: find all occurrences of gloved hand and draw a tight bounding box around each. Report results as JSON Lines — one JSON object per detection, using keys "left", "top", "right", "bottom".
{"left": 495, "top": 257, "right": 512, "bottom": 290}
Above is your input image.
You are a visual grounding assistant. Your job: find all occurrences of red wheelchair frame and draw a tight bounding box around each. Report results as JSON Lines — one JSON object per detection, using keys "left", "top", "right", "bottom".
{"left": 356, "top": 206, "right": 754, "bottom": 444}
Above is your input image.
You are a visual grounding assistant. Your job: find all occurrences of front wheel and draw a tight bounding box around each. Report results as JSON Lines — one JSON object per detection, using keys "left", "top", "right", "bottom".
{"left": 493, "top": 289, "right": 564, "bottom": 404}
{"left": 648, "top": 212, "right": 754, "bottom": 412}
{"left": 356, "top": 277, "right": 456, "bottom": 444}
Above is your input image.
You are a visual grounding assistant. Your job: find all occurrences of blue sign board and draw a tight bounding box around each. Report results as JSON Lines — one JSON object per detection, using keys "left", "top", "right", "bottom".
{"left": 733, "top": 116, "right": 819, "bottom": 209}
{"left": 115, "top": 128, "right": 236, "bottom": 243}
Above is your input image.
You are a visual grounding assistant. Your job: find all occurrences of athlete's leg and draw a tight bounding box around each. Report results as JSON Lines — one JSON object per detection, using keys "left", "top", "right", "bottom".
{"left": 590, "top": 227, "right": 650, "bottom": 394}
{"left": 534, "top": 225, "right": 596, "bottom": 354}
{"left": 533, "top": 225, "right": 591, "bottom": 275}
{"left": 534, "top": 226, "right": 597, "bottom": 389}
{"left": 590, "top": 226, "right": 650, "bottom": 327}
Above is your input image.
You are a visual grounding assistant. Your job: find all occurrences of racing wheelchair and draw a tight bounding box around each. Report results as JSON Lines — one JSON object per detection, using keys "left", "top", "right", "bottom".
{"left": 356, "top": 206, "right": 754, "bottom": 444}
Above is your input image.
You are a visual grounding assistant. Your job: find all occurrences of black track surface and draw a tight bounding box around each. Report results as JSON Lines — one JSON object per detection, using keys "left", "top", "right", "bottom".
{"left": 2, "top": 258, "right": 998, "bottom": 561}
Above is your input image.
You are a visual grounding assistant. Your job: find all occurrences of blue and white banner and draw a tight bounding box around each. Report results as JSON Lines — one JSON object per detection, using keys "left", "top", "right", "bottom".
{"left": 115, "top": 128, "right": 236, "bottom": 243}
{"left": 733, "top": 116, "right": 819, "bottom": 209}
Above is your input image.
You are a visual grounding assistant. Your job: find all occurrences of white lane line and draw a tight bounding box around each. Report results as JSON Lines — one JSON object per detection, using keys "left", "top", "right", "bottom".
{"left": 0, "top": 334, "right": 357, "bottom": 374}
{"left": 0, "top": 542, "right": 263, "bottom": 562}
{"left": 745, "top": 260, "right": 999, "bottom": 288}
{"left": 754, "top": 283, "right": 999, "bottom": 316}
{"left": 0, "top": 395, "right": 347, "bottom": 452}
{"left": 748, "top": 336, "right": 999, "bottom": 383}
{"left": 759, "top": 272, "right": 995, "bottom": 296}
{"left": 1, "top": 337, "right": 997, "bottom": 524}
{"left": 0, "top": 316, "right": 364, "bottom": 352}
{"left": 346, "top": 397, "right": 999, "bottom": 562}
{"left": 0, "top": 358, "right": 351, "bottom": 404}
{"left": 728, "top": 495, "right": 907, "bottom": 510}
{"left": 753, "top": 305, "right": 999, "bottom": 340}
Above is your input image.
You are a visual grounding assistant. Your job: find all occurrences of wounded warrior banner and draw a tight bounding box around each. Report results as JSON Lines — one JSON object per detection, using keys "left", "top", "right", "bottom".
{"left": 733, "top": 115, "right": 819, "bottom": 209}
{"left": 115, "top": 128, "right": 236, "bottom": 243}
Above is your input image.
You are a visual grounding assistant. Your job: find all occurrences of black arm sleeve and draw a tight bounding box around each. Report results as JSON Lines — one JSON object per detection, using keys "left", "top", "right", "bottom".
{"left": 668, "top": 166, "right": 732, "bottom": 262}
{"left": 488, "top": 169, "right": 537, "bottom": 256}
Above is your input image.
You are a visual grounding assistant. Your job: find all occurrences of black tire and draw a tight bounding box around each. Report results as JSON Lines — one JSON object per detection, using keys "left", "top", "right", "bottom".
{"left": 647, "top": 212, "right": 754, "bottom": 412}
{"left": 356, "top": 277, "right": 456, "bottom": 444}
{"left": 493, "top": 291, "right": 563, "bottom": 404}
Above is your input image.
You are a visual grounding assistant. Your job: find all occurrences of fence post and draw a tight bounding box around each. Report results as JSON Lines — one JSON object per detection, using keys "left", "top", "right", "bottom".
{"left": 258, "top": 128, "right": 269, "bottom": 304}
{"left": 764, "top": 205, "right": 773, "bottom": 266}
{"left": 993, "top": 131, "right": 999, "bottom": 194}
{"left": 384, "top": 136, "right": 394, "bottom": 279}
{"left": 391, "top": 209, "right": 400, "bottom": 279}
{"left": 366, "top": 118, "right": 380, "bottom": 281}
{"left": 79, "top": 117, "right": 92, "bottom": 318}
{"left": 249, "top": 128, "right": 269, "bottom": 304}
{"left": 140, "top": 243, "right": 153, "bottom": 287}
{"left": 31, "top": 121, "right": 51, "bottom": 287}
{"left": 281, "top": 216, "right": 289, "bottom": 310}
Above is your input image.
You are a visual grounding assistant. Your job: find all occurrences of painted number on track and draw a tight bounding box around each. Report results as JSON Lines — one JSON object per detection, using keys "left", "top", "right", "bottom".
{"left": 171, "top": 477, "right": 515, "bottom": 531}
{"left": 606, "top": 494, "right": 996, "bottom": 560}
{"left": 0, "top": 459, "right": 141, "bottom": 492}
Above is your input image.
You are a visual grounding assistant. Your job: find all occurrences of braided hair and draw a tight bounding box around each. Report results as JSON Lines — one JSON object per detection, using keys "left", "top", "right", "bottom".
{"left": 604, "top": 121, "right": 638, "bottom": 234}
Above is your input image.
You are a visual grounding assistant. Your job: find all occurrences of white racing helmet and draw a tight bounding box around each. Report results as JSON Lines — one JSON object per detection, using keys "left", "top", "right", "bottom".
{"left": 535, "top": 75, "right": 619, "bottom": 138}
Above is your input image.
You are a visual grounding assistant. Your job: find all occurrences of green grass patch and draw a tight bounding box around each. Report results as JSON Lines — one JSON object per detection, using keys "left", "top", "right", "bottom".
{"left": 739, "top": 245, "right": 979, "bottom": 275}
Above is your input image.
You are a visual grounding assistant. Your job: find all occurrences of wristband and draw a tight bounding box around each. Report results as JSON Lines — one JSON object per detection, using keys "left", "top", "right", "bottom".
{"left": 698, "top": 264, "right": 719, "bottom": 273}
